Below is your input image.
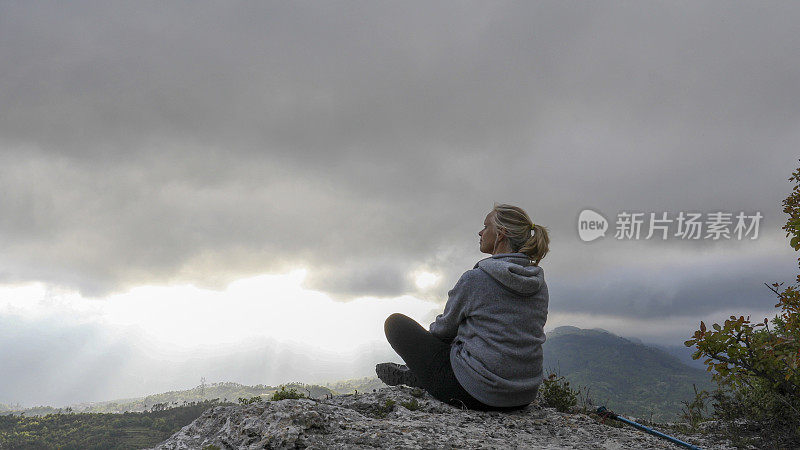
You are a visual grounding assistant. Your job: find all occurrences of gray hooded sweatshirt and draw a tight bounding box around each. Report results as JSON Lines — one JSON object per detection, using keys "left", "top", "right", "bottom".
{"left": 429, "top": 252, "right": 549, "bottom": 407}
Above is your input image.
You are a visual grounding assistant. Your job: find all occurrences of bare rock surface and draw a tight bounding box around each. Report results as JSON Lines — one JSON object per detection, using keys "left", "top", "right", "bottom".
{"left": 151, "top": 386, "right": 732, "bottom": 449}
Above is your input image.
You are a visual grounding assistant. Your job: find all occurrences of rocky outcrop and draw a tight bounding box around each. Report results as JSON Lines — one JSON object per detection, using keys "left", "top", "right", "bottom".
{"left": 151, "top": 386, "right": 731, "bottom": 449}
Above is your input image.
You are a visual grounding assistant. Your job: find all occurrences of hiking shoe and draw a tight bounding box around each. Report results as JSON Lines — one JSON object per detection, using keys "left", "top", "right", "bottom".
{"left": 376, "top": 362, "right": 421, "bottom": 388}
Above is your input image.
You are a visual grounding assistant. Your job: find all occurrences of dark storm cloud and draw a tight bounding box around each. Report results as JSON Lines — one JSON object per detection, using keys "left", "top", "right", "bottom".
{"left": 550, "top": 247, "right": 797, "bottom": 319}
{"left": 0, "top": 0, "right": 798, "bottom": 314}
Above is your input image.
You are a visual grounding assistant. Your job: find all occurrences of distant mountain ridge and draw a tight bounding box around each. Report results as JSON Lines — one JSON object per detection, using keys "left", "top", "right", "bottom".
{"left": 3, "top": 326, "right": 714, "bottom": 423}
{"left": 646, "top": 343, "right": 708, "bottom": 370}
{"left": 542, "top": 326, "right": 714, "bottom": 422}
{"left": 0, "top": 382, "right": 336, "bottom": 417}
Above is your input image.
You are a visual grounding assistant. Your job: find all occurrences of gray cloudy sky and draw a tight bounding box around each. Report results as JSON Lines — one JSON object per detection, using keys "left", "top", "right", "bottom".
{"left": 1, "top": 1, "right": 800, "bottom": 407}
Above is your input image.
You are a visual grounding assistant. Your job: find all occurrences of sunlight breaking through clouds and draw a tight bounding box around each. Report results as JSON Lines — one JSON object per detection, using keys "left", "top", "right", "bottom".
{"left": 413, "top": 270, "right": 441, "bottom": 290}
{"left": 0, "top": 269, "right": 441, "bottom": 354}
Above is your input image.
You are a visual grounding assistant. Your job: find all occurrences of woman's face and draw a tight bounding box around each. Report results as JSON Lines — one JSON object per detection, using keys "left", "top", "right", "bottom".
{"left": 479, "top": 211, "right": 500, "bottom": 254}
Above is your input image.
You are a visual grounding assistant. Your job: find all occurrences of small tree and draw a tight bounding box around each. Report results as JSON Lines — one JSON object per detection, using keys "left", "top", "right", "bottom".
{"left": 684, "top": 160, "right": 800, "bottom": 447}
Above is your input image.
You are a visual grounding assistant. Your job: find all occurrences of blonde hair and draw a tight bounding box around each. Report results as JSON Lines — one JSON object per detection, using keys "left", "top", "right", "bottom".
{"left": 490, "top": 202, "right": 550, "bottom": 265}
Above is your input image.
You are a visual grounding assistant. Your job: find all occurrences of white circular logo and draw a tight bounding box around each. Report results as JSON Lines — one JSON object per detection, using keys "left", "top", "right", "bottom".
{"left": 578, "top": 209, "right": 608, "bottom": 242}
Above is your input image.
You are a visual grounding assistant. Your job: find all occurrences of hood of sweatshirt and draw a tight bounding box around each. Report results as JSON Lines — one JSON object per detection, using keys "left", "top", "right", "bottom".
{"left": 473, "top": 252, "right": 544, "bottom": 296}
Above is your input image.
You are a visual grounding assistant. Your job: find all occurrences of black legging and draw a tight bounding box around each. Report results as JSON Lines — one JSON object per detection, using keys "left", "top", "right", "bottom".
{"left": 383, "top": 312, "right": 530, "bottom": 411}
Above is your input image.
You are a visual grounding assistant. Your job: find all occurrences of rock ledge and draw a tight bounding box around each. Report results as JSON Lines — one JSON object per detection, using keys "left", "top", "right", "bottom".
{"left": 151, "top": 386, "right": 730, "bottom": 449}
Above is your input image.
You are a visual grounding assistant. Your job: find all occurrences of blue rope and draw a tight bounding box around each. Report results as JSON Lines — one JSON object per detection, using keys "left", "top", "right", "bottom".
{"left": 596, "top": 406, "right": 703, "bottom": 450}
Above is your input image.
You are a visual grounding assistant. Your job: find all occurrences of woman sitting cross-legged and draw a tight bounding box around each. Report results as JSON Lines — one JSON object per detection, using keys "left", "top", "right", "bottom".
{"left": 377, "top": 203, "right": 550, "bottom": 411}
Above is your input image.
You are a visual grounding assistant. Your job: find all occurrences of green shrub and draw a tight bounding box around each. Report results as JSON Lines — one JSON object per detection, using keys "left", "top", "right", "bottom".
{"left": 374, "top": 399, "right": 396, "bottom": 418}
{"left": 271, "top": 386, "right": 306, "bottom": 401}
{"left": 708, "top": 380, "right": 800, "bottom": 449}
{"left": 237, "top": 396, "right": 263, "bottom": 405}
{"left": 539, "top": 371, "right": 578, "bottom": 412}
{"left": 684, "top": 160, "right": 800, "bottom": 448}
{"left": 400, "top": 398, "right": 421, "bottom": 411}
{"left": 679, "top": 384, "right": 710, "bottom": 431}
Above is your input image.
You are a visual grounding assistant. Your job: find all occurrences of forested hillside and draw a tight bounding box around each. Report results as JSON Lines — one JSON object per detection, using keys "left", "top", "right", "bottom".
{"left": 542, "top": 326, "right": 714, "bottom": 422}
{"left": 0, "top": 400, "right": 222, "bottom": 449}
